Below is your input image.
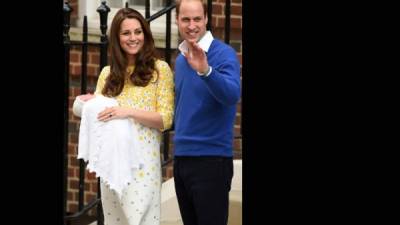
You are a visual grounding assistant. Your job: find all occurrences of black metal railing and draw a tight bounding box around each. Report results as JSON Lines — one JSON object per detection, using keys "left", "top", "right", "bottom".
{"left": 63, "top": 0, "right": 239, "bottom": 224}
{"left": 63, "top": 1, "right": 109, "bottom": 224}
{"left": 63, "top": 2, "right": 71, "bottom": 224}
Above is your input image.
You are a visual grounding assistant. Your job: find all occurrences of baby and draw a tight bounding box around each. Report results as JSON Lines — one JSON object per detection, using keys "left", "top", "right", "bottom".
{"left": 72, "top": 93, "right": 143, "bottom": 198}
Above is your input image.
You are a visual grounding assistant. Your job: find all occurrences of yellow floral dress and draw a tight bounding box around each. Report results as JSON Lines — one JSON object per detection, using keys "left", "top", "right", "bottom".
{"left": 94, "top": 59, "right": 174, "bottom": 225}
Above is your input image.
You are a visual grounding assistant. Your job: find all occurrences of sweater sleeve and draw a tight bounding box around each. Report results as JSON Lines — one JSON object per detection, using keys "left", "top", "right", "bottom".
{"left": 201, "top": 47, "right": 241, "bottom": 106}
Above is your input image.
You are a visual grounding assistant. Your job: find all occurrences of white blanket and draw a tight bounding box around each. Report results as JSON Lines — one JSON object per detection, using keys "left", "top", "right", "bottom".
{"left": 77, "top": 95, "right": 144, "bottom": 199}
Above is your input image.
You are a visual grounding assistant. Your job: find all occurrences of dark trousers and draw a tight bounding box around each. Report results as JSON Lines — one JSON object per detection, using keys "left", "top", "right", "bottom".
{"left": 173, "top": 156, "right": 233, "bottom": 225}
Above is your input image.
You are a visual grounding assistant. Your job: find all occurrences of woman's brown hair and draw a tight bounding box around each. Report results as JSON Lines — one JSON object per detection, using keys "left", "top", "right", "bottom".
{"left": 102, "top": 8, "right": 158, "bottom": 97}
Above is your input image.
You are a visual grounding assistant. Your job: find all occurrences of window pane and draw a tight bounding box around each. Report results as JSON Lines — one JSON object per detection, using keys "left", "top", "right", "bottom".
{"left": 127, "top": 0, "right": 168, "bottom": 10}
{"left": 129, "top": 0, "right": 146, "bottom": 6}
{"left": 153, "top": 0, "right": 167, "bottom": 8}
{"left": 109, "top": 0, "right": 123, "bottom": 8}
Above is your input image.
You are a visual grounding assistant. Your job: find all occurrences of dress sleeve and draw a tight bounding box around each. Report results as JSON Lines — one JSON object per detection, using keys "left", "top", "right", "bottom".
{"left": 155, "top": 61, "right": 175, "bottom": 132}
{"left": 94, "top": 66, "right": 110, "bottom": 95}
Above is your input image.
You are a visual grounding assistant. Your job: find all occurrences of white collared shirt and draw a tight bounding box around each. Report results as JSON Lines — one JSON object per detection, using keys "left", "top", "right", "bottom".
{"left": 178, "top": 31, "right": 214, "bottom": 56}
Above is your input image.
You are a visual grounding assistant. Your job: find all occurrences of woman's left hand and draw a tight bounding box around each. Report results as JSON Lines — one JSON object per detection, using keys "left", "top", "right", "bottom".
{"left": 97, "top": 106, "right": 131, "bottom": 122}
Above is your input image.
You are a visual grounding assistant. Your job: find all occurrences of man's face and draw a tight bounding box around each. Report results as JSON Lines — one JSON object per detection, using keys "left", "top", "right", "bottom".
{"left": 176, "top": 0, "right": 208, "bottom": 43}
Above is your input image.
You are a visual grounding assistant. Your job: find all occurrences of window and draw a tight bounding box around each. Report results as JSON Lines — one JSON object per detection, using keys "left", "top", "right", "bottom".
{"left": 109, "top": 0, "right": 167, "bottom": 10}
{"left": 73, "top": 0, "right": 178, "bottom": 48}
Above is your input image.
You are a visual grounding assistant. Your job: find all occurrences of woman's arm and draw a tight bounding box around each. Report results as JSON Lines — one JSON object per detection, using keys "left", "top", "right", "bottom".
{"left": 96, "top": 62, "right": 174, "bottom": 131}
{"left": 97, "top": 107, "right": 163, "bottom": 129}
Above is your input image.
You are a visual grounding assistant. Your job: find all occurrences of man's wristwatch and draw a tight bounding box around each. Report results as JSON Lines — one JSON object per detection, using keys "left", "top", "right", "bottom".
{"left": 196, "top": 66, "right": 212, "bottom": 77}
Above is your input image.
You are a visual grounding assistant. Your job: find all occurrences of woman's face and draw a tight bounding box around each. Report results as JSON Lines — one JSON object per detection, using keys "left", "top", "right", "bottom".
{"left": 119, "top": 18, "right": 145, "bottom": 63}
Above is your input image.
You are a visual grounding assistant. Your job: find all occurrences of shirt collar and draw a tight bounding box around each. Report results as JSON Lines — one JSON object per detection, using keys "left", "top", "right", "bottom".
{"left": 178, "top": 31, "right": 214, "bottom": 55}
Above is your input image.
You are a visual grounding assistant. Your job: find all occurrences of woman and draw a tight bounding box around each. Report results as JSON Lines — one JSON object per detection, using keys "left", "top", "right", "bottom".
{"left": 73, "top": 7, "right": 174, "bottom": 225}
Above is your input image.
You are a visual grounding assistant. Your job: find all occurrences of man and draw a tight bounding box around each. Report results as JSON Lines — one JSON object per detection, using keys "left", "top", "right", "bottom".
{"left": 173, "top": 0, "right": 241, "bottom": 224}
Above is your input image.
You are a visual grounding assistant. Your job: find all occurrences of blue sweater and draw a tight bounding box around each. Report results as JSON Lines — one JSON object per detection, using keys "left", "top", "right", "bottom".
{"left": 173, "top": 39, "right": 241, "bottom": 157}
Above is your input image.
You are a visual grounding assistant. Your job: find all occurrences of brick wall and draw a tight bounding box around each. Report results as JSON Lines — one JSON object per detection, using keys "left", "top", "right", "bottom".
{"left": 67, "top": 45, "right": 100, "bottom": 213}
{"left": 66, "top": 0, "right": 242, "bottom": 213}
{"left": 211, "top": 0, "right": 242, "bottom": 159}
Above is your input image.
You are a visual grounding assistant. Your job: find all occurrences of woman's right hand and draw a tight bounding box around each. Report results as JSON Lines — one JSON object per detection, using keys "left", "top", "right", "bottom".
{"left": 78, "top": 93, "right": 95, "bottom": 102}
{"left": 73, "top": 93, "right": 95, "bottom": 117}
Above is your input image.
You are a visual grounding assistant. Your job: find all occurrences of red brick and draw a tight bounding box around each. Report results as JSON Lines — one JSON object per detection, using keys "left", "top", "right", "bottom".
{"left": 69, "top": 64, "right": 74, "bottom": 75}
{"left": 212, "top": 4, "right": 223, "bottom": 15}
{"left": 69, "top": 156, "right": 79, "bottom": 167}
{"left": 230, "top": 29, "right": 242, "bottom": 40}
{"left": 85, "top": 183, "right": 90, "bottom": 191}
{"left": 166, "top": 165, "right": 173, "bottom": 179}
{"left": 68, "top": 144, "right": 75, "bottom": 154}
{"left": 216, "top": 17, "right": 242, "bottom": 29}
{"left": 86, "top": 170, "right": 97, "bottom": 180}
{"left": 233, "top": 138, "right": 242, "bottom": 150}
{"left": 87, "top": 65, "right": 98, "bottom": 76}
{"left": 236, "top": 103, "right": 241, "bottom": 112}
{"left": 92, "top": 183, "right": 98, "bottom": 192}
{"left": 68, "top": 97, "right": 74, "bottom": 106}
{"left": 212, "top": 17, "right": 217, "bottom": 28}
{"left": 216, "top": 17, "right": 224, "bottom": 28}
{"left": 69, "top": 179, "right": 79, "bottom": 189}
{"left": 68, "top": 203, "right": 78, "bottom": 213}
{"left": 72, "top": 191, "right": 78, "bottom": 201}
{"left": 70, "top": 51, "right": 80, "bottom": 62}
{"left": 71, "top": 121, "right": 79, "bottom": 132}
{"left": 70, "top": 64, "right": 81, "bottom": 76}
{"left": 231, "top": 17, "right": 241, "bottom": 29}
{"left": 74, "top": 168, "right": 80, "bottom": 178}
{"left": 90, "top": 53, "right": 100, "bottom": 65}
{"left": 88, "top": 45, "right": 99, "bottom": 53}
{"left": 73, "top": 86, "right": 81, "bottom": 96}
{"left": 70, "top": 133, "right": 78, "bottom": 143}
{"left": 231, "top": 5, "right": 242, "bottom": 16}
{"left": 234, "top": 127, "right": 241, "bottom": 136}
{"left": 85, "top": 193, "right": 97, "bottom": 202}
{"left": 68, "top": 168, "right": 75, "bottom": 177}
{"left": 212, "top": 28, "right": 223, "bottom": 40}
{"left": 74, "top": 64, "right": 81, "bottom": 75}
{"left": 235, "top": 115, "right": 241, "bottom": 125}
